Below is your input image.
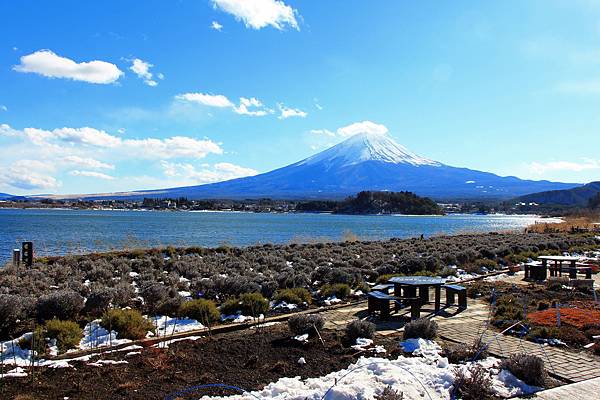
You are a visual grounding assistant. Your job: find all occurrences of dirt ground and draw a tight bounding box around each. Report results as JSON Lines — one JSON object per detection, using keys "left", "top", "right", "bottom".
{"left": 0, "top": 324, "right": 402, "bottom": 400}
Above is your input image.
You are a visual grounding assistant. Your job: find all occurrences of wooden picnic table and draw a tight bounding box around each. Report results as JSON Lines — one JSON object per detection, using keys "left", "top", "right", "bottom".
{"left": 388, "top": 276, "right": 446, "bottom": 312}
{"left": 537, "top": 256, "right": 590, "bottom": 279}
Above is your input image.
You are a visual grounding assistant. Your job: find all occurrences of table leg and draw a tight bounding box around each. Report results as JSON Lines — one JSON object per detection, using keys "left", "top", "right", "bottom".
{"left": 434, "top": 285, "right": 441, "bottom": 312}
{"left": 418, "top": 285, "right": 429, "bottom": 304}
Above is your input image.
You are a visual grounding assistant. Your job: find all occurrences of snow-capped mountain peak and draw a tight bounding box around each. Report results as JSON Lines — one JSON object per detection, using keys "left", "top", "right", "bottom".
{"left": 301, "top": 132, "right": 441, "bottom": 167}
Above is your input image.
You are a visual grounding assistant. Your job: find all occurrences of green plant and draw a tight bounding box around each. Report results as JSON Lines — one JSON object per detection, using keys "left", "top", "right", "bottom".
{"left": 345, "top": 319, "right": 375, "bottom": 342}
{"left": 178, "top": 299, "right": 220, "bottom": 325}
{"left": 320, "top": 283, "right": 351, "bottom": 299}
{"left": 219, "top": 298, "right": 241, "bottom": 315}
{"left": 443, "top": 337, "right": 488, "bottom": 364}
{"left": 274, "top": 288, "right": 312, "bottom": 305}
{"left": 375, "top": 274, "right": 404, "bottom": 284}
{"left": 403, "top": 318, "right": 438, "bottom": 340}
{"left": 354, "top": 282, "right": 371, "bottom": 294}
{"left": 101, "top": 308, "right": 154, "bottom": 340}
{"left": 492, "top": 295, "right": 523, "bottom": 327}
{"left": 239, "top": 292, "right": 269, "bottom": 316}
{"left": 44, "top": 319, "right": 83, "bottom": 353}
{"left": 500, "top": 353, "right": 546, "bottom": 387}
{"left": 476, "top": 259, "right": 499, "bottom": 271}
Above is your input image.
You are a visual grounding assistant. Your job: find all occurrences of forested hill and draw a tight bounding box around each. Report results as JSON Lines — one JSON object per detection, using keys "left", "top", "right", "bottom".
{"left": 297, "top": 191, "right": 444, "bottom": 215}
{"left": 516, "top": 181, "right": 600, "bottom": 206}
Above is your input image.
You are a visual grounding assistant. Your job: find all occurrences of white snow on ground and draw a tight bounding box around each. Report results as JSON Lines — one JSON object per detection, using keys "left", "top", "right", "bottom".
{"left": 0, "top": 333, "right": 35, "bottom": 367}
{"left": 484, "top": 273, "right": 510, "bottom": 282}
{"left": 351, "top": 338, "right": 373, "bottom": 351}
{"left": 153, "top": 336, "right": 203, "bottom": 349}
{"left": 400, "top": 338, "right": 442, "bottom": 359}
{"left": 272, "top": 301, "right": 298, "bottom": 310}
{"left": 148, "top": 316, "right": 205, "bottom": 337}
{"left": 87, "top": 359, "right": 129, "bottom": 367}
{"left": 0, "top": 367, "right": 28, "bottom": 378}
{"left": 78, "top": 320, "right": 132, "bottom": 350}
{"left": 197, "top": 339, "right": 541, "bottom": 400}
{"left": 221, "top": 314, "right": 265, "bottom": 323}
{"left": 323, "top": 296, "right": 341, "bottom": 306}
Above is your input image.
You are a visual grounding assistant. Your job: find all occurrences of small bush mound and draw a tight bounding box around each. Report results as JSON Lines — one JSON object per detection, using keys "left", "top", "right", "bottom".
{"left": 452, "top": 365, "right": 496, "bottom": 400}
{"left": 101, "top": 308, "right": 154, "bottom": 340}
{"left": 287, "top": 314, "right": 325, "bottom": 336}
{"left": 18, "top": 326, "right": 47, "bottom": 355}
{"left": 443, "top": 338, "right": 488, "bottom": 364}
{"left": 557, "top": 325, "right": 589, "bottom": 348}
{"left": 239, "top": 292, "right": 269, "bottom": 316}
{"left": 220, "top": 298, "right": 242, "bottom": 316}
{"left": 320, "top": 283, "right": 351, "bottom": 299}
{"left": 179, "top": 299, "right": 220, "bottom": 325}
{"left": 593, "top": 342, "right": 600, "bottom": 356}
{"left": 274, "top": 288, "right": 312, "bottom": 305}
{"left": 45, "top": 319, "right": 83, "bottom": 353}
{"left": 375, "top": 386, "right": 404, "bottom": 400}
{"left": 500, "top": 353, "right": 546, "bottom": 387}
{"left": 36, "top": 290, "right": 84, "bottom": 321}
{"left": 403, "top": 318, "right": 438, "bottom": 340}
{"left": 345, "top": 319, "right": 375, "bottom": 342}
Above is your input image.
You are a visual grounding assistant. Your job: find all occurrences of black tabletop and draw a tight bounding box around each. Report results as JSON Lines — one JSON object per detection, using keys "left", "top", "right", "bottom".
{"left": 388, "top": 276, "right": 446, "bottom": 285}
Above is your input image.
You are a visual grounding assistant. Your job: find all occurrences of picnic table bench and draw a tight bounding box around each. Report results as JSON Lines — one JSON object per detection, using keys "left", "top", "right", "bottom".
{"left": 442, "top": 284, "right": 467, "bottom": 309}
{"left": 371, "top": 283, "right": 394, "bottom": 294}
{"left": 367, "top": 291, "right": 422, "bottom": 320}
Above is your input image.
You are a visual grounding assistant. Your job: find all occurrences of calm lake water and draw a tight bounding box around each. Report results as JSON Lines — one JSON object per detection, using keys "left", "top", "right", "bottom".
{"left": 0, "top": 209, "right": 558, "bottom": 263}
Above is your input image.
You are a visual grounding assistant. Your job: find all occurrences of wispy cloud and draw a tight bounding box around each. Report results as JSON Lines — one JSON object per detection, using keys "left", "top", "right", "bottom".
{"left": 69, "top": 170, "right": 115, "bottom": 180}
{"left": 175, "top": 92, "right": 274, "bottom": 117}
{"left": 13, "top": 50, "right": 123, "bottom": 84}
{"left": 160, "top": 161, "right": 258, "bottom": 184}
{"left": 211, "top": 21, "right": 224, "bottom": 31}
{"left": 129, "top": 58, "right": 161, "bottom": 86}
{"left": 528, "top": 159, "right": 600, "bottom": 174}
{"left": 0, "top": 105, "right": 7, "bottom": 112}
{"left": 555, "top": 79, "right": 600, "bottom": 94}
{"left": 63, "top": 156, "right": 115, "bottom": 170}
{"left": 0, "top": 160, "right": 60, "bottom": 190}
{"left": 278, "top": 103, "right": 307, "bottom": 119}
{"left": 211, "top": 0, "right": 299, "bottom": 30}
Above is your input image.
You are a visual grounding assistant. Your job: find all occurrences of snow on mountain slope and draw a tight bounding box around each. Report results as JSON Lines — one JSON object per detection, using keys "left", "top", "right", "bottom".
{"left": 299, "top": 132, "right": 441, "bottom": 168}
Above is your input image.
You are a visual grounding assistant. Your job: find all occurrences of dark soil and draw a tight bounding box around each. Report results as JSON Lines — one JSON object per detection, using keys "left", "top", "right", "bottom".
{"left": 0, "top": 324, "right": 400, "bottom": 400}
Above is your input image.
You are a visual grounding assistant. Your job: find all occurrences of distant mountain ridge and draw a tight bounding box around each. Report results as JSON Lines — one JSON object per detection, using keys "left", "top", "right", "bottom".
{"left": 516, "top": 181, "right": 600, "bottom": 206}
{"left": 105, "top": 132, "right": 577, "bottom": 201}
{"left": 0, "top": 193, "right": 14, "bottom": 200}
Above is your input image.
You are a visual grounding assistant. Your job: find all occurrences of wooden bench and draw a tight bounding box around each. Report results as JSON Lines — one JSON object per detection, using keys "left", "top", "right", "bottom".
{"left": 443, "top": 284, "right": 467, "bottom": 309}
{"left": 371, "top": 283, "right": 394, "bottom": 295}
{"left": 367, "top": 291, "right": 422, "bottom": 320}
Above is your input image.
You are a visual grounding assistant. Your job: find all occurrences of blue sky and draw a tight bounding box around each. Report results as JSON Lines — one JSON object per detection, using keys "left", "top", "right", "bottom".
{"left": 1, "top": 0, "right": 599, "bottom": 195}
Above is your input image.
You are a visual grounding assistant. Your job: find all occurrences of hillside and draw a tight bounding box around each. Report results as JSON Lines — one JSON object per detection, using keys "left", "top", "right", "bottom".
{"left": 517, "top": 181, "right": 600, "bottom": 206}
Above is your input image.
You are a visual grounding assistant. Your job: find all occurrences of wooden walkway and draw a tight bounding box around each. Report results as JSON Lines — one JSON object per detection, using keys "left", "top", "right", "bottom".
{"left": 434, "top": 300, "right": 600, "bottom": 383}
{"left": 521, "top": 377, "right": 600, "bottom": 399}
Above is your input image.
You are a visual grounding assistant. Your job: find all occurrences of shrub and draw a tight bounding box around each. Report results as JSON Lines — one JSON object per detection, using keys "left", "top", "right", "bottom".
{"left": 45, "top": 319, "right": 83, "bottom": 353}
{"left": 0, "top": 294, "right": 28, "bottom": 339}
{"left": 239, "top": 292, "right": 269, "bottom": 316}
{"left": 101, "top": 309, "right": 154, "bottom": 340}
{"left": 320, "top": 283, "right": 351, "bottom": 299}
{"left": 500, "top": 353, "right": 546, "bottom": 387}
{"left": 287, "top": 314, "right": 325, "bottom": 336}
{"left": 492, "top": 295, "right": 523, "bottom": 327}
{"left": 557, "top": 326, "right": 588, "bottom": 347}
{"left": 345, "top": 319, "right": 376, "bottom": 342}
{"left": 526, "top": 326, "right": 559, "bottom": 341}
{"left": 274, "top": 288, "right": 312, "bottom": 305}
{"left": 375, "top": 386, "right": 404, "bottom": 400}
{"left": 443, "top": 338, "right": 488, "bottom": 364}
{"left": 451, "top": 365, "right": 496, "bottom": 400}
{"left": 36, "top": 290, "right": 84, "bottom": 321}
{"left": 376, "top": 274, "right": 403, "bottom": 284}
{"left": 179, "top": 299, "right": 220, "bottom": 325}
{"left": 84, "top": 287, "right": 114, "bottom": 316}
{"left": 476, "top": 259, "right": 499, "bottom": 271}
{"left": 354, "top": 282, "right": 371, "bottom": 294}
{"left": 403, "top": 318, "right": 438, "bottom": 340}
{"left": 582, "top": 323, "right": 600, "bottom": 341}
{"left": 19, "top": 326, "right": 47, "bottom": 356}
{"left": 220, "top": 298, "right": 241, "bottom": 316}
{"left": 593, "top": 342, "right": 600, "bottom": 356}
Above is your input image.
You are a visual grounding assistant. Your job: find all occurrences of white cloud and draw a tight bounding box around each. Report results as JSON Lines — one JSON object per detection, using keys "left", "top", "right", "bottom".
{"left": 160, "top": 161, "right": 258, "bottom": 184}
{"left": 555, "top": 79, "right": 600, "bottom": 94}
{"left": 175, "top": 93, "right": 273, "bottom": 116}
{"left": 234, "top": 97, "right": 272, "bottom": 116}
{"left": 212, "top": 0, "right": 299, "bottom": 30}
{"left": 69, "top": 170, "right": 115, "bottom": 180}
{"left": 13, "top": 50, "right": 123, "bottom": 84}
{"left": 0, "top": 124, "right": 223, "bottom": 159}
{"left": 309, "top": 129, "right": 336, "bottom": 137}
{"left": 0, "top": 160, "right": 60, "bottom": 190}
{"left": 63, "top": 156, "right": 114, "bottom": 170}
{"left": 129, "top": 58, "right": 159, "bottom": 86}
{"left": 278, "top": 103, "right": 307, "bottom": 119}
{"left": 0, "top": 105, "right": 7, "bottom": 112}
{"left": 528, "top": 159, "right": 600, "bottom": 174}
{"left": 211, "top": 21, "right": 224, "bottom": 31}
{"left": 336, "top": 120, "right": 389, "bottom": 137}
{"left": 175, "top": 92, "right": 234, "bottom": 108}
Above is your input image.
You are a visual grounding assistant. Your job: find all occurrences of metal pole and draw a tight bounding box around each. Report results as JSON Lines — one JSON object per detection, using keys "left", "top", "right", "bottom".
{"left": 12, "top": 249, "right": 21, "bottom": 268}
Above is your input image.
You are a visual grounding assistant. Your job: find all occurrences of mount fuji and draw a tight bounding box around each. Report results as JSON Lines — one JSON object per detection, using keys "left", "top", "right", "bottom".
{"left": 127, "top": 132, "right": 577, "bottom": 201}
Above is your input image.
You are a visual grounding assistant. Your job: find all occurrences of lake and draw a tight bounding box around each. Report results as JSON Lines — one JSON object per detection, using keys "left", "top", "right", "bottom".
{"left": 0, "top": 209, "right": 559, "bottom": 264}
